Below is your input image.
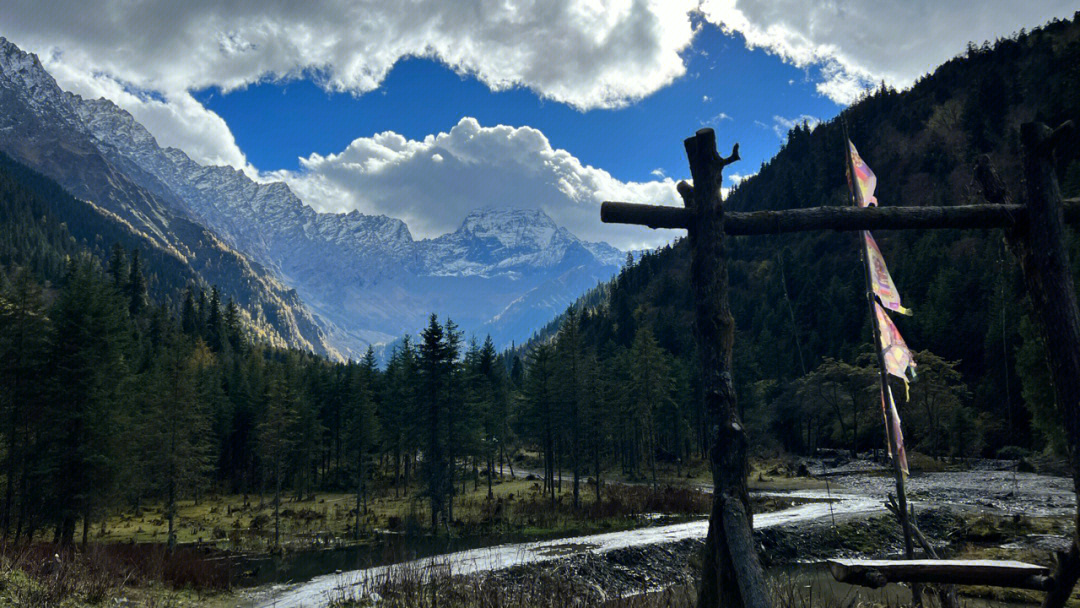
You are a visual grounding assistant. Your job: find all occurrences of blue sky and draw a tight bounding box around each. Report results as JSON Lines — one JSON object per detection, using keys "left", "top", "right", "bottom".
{"left": 193, "top": 22, "right": 840, "bottom": 187}
{"left": 6, "top": 1, "right": 1075, "bottom": 249}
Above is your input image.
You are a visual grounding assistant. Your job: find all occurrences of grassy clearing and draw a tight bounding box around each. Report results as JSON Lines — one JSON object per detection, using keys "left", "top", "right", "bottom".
{"left": 94, "top": 461, "right": 821, "bottom": 555}
{"left": 93, "top": 476, "right": 716, "bottom": 553}
{"left": 946, "top": 512, "right": 1079, "bottom": 607}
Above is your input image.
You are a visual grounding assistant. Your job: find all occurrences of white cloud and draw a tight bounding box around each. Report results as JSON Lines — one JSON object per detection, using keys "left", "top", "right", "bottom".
{"left": 772, "top": 114, "right": 820, "bottom": 139}
{"left": 0, "top": 0, "right": 702, "bottom": 172}
{"left": 702, "top": 95, "right": 711, "bottom": 102}
{"left": 651, "top": 168, "right": 667, "bottom": 177}
{"left": 269, "top": 117, "right": 683, "bottom": 250}
{"left": 729, "top": 172, "right": 756, "bottom": 186}
{"left": 2, "top": 1, "right": 1072, "bottom": 173}
{"left": 699, "top": 0, "right": 1077, "bottom": 104}
{"left": 704, "top": 111, "right": 733, "bottom": 126}
{"left": 2, "top": 1, "right": 699, "bottom": 110}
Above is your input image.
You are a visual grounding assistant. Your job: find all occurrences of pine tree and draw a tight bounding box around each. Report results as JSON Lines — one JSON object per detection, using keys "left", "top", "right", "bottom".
{"left": 206, "top": 287, "right": 225, "bottom": 352}
{"left": 106, "top": 243, "right": 127, "bottom": 290}
{"left": 383, "top": 337, "right": 418, "bottom": 496}
{"left": 259, "top": 364, "right": 300, "bottom": 550}
{"left": 126, "top": 248, "right": 147, "bottom": 317}
{"left": 627, "top": 327, "right": 672, "bottom": 487}
{"left": 524, "top": 343, "right": 558, "bottom": 509}
{"left": 181, "top": 289, "right": 197, "bottom": 336}
{"left": 554, "top": 309, "right": 585, "bottom": 508}
{"left": 418, "top": 315, "right": 450, "bottom": 532}
{"left": 49, "top": 257, "right": 130, "bottom": 546}
{"left": 345, "top": 359, "right": 378, "bottom": 538}
{"left": 142, "top": 328, "right": 214, "bottom": 552}
{"left": 0, "top": 268, "right": 49, "bottom": 540}
{"left": 224, "top": 298, "right": 244, "bottom": 353}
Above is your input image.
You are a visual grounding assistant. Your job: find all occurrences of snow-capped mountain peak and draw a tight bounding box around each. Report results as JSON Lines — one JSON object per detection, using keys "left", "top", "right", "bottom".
{"left": 0, "top": 36, "right": 629, "bottom": 351}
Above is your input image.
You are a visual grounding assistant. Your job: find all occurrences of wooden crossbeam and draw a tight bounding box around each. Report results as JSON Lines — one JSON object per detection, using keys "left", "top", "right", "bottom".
{"left": 601, "top": 198, "right": 1080, "bottom": 234}
{"left": 828, "top": 558, "right": 1054, "bottom": 591}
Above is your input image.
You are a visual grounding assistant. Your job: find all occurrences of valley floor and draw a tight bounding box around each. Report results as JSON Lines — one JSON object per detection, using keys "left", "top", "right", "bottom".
{"left": 2, "top": 454, "right": 1071, "bottom": 608}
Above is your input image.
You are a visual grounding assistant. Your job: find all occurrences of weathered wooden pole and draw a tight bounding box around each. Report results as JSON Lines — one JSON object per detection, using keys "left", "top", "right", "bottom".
{"left": 679, "top": 129, "right": 770, "bottom": 608}
{"left": 600, "top": 199, "right": 1080, "bottom": 234}
{"left": 977, "top": 121, "right": 1080, "bottom": 608}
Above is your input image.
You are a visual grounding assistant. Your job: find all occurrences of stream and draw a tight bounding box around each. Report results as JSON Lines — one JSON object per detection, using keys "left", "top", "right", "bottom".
{"left": 253, "top": 466, "right": 1075, "bottom": 608}
{"left": 251, "top": 490, "right": 878, "bottom": 608}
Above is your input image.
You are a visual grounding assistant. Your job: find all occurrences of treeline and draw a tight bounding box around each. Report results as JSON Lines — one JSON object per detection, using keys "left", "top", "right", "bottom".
{"left": 0, "top": 247, "right": 711, "bottom": 548}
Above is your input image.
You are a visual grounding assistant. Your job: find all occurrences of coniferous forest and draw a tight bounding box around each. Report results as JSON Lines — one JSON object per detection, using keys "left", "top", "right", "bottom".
{"left": 3, "top": 9, "right": 1080, "bottom": 608}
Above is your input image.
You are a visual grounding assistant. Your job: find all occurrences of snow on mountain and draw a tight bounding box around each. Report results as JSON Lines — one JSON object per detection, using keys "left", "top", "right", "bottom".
{"left": 0, "top": 37, "right": 627, "bottom": 352}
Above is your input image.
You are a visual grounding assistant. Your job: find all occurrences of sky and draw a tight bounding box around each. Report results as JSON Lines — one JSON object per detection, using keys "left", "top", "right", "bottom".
{"left": 2, "top": 1, "right": 1076, "bottom": 250}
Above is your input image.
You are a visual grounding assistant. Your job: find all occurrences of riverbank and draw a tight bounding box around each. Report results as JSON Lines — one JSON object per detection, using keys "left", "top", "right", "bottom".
{"left": 256, "top": 457, "right": 1076, "bottom": 608}
{"left": 315, "top": 508, "right": 1077, "bottom": 608}
{"left": 4, "top": 457, "right": 1071, "bottom": 608}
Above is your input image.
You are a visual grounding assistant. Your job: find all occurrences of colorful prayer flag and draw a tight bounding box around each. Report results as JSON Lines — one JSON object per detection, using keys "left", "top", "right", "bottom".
{"left": 875, "top": 301, "right": 917, "bottom": 390}
{"left": 847, "top": 140, "right": 878, "bottom": 207}
{"left": 865, "top": 232, "right": 912, "bottom": 315}
{"left": 881, "top": 384, "right": 909, "bottom": 476}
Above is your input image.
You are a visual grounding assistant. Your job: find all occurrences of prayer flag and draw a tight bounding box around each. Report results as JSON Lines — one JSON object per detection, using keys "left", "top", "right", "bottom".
{"left": 847, "top": 140, "right": 878, "bottom": 207}
{"left": 865, "top": 232, "right": 912, "bottom": 315}
{"left": 875, "top": 301, "right": 917, "bottom": 391}
{"left": 881, "top": 385, "right": 909, "bottom": 476}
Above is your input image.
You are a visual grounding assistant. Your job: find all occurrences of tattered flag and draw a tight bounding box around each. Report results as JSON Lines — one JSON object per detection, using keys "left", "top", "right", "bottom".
{"left": 865, "top": 232, "right": 912, "bottom": 315}
{"left": 875, "top": 301, "right": 918, "bottom": 396}
{"left": 881, "top": 384, "right": 909, "bottom": 476}
{"left": 847, "top": 140, "right": 878, "bottom": 207}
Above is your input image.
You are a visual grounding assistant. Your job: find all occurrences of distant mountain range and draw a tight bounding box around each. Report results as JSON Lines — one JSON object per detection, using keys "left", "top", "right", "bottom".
{"left": 0, "top": 37, "right": 626, "bottom": 357}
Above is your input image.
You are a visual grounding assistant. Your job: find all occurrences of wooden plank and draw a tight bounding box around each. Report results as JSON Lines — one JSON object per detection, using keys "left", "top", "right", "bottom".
{"left": 828, "top": 558, "right": 1054, "bottom": 591}
{"left": 600, "top": 198, "right": 1080, "bottom": 234}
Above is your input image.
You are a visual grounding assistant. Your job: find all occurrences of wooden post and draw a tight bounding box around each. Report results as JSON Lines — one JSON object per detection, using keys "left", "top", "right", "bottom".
{"left": 679, "top": 129, "right": 770, "bottom": 608}
{"left": 977, "top": 121, "right": 1080, "bottom": 608}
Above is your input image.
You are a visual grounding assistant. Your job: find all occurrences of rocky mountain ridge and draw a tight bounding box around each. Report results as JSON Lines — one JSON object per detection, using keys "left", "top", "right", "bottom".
{"left": 0, "top": 37, "right": 626, "bottom": 353}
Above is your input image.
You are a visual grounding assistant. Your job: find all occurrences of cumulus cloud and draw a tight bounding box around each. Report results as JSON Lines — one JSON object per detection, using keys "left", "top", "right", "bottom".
{"left": 0, "top": 0, "right": 702, "bottom": 172}
{"left": 3, "top": 1, "right": 698, "bottom": 107}
{"left": 700, "top": 0, "right": 1077, "bottom": 103}
{"left": 3, "top": 1, "right": 1074, "bottom": 172}
{"left": 269, "top": 117, "right": 682, "bottom": 250}
{"left": 2, "top": 0, "right": 1075, "bottom": 250}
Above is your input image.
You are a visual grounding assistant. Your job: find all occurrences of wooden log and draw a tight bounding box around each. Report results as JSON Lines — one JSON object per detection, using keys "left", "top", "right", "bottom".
{"left": 828, "top": 559, "right": 1053, "bottom": 591}
{"left": 600, "top": 199, "right": 1080, "bottom": 234}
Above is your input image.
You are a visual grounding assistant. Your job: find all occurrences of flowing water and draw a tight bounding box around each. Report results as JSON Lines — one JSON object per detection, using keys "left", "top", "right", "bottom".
{"left": 252, "top": 468, "right": 1075, "bottom": 608}
{"left": 252, "top": 490, "right": 881, "bottom": 608}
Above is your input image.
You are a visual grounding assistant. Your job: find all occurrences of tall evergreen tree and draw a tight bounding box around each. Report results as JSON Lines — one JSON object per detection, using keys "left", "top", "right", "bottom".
{"left": 0, "top": 268, "right": 49, "bottom": 540}
{"left": 49, "top": 257, "right": 130, "bottom": 546}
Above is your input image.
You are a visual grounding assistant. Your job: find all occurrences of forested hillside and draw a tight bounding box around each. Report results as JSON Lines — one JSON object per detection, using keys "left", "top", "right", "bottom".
{"left": 523, "top": 13, "right": 1080, "bottom": 461}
